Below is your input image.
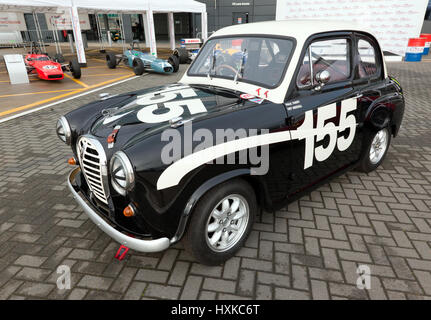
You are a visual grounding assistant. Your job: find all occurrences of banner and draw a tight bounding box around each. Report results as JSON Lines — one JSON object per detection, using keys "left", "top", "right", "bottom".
{"left": 0, "top": 13, "right": 27, "bottom": 32}
{"left": 45, "top": 13, "right": 91, "bottom": 31}
{"left": 275, "top": 0, "right": 429, "bottom": 56}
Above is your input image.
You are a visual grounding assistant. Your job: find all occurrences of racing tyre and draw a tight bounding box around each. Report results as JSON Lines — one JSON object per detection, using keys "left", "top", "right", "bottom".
{"left": 357, "top": 127, "right": 391, "bottom": 173}
{"left": 132, "top": 58, "right": 145, "bottom": 75}
{"left": 106, "top": 53, "right": 117, "bottom": 69}
{"left": 183, "top": 179, "right": 257, "bottom": 265}
{"left": 168, "top": 54, "right": 179, "bottom": 73}
{"left": 174, "top": 47, "right": 189, "bottom": 64}
{"left": 69, "top": 59, "right": 81, "bottom": 79}
{"left": 54, "top": 54, "right": 65, "bottom": 63}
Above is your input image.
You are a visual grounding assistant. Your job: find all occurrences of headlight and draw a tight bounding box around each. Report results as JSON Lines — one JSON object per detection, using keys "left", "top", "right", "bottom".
{"left": 110, "top": 151, "right": 135, "bottom": 195}
{"left": 56, "top": 116, "right": 71, "bottom": 145}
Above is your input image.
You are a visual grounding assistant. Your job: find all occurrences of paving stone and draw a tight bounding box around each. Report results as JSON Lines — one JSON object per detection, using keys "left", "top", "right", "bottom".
{"left": 77, "top": 275, "right": 113, "bottom": 290}
{"left": 202, "top": 278, "right": 236, "bottom": 294}
{"left": 275, "top": 288, "right": 310, "bottom": 300}
{"left": 135, "top": 269, "right": 169, "bottom": 283}
{"left": 168, "top": 261, "right": 190, "bottom": 286}
{"left": 123, "top": 281, "right": 147, "bottom": 300}
{"left": 180, "top": 275, "right": 202, "bottom": 300}
{"left": 144, "top": 284, "right": 181, "bottom": 300}
{"left": 17, "top": 282, "right": 55, "bottom": 298}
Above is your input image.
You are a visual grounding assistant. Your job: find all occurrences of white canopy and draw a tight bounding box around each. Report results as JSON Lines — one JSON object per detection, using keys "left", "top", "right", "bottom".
{"left": 0, "top": 0, "right": 70, "bottom": 12}
{"left": 0, "top": 0, "right": 207, "bottom": 63}
{"left": 73, "top": 0, "right": 205, "bottom": 14}
{"left": 0, "top": 0, "right": 205, "bottom": 13}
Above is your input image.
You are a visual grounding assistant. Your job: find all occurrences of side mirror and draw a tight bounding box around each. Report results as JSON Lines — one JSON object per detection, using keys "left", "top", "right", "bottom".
{"left": 315, "top": 70, "right": 331, "bottom": 85}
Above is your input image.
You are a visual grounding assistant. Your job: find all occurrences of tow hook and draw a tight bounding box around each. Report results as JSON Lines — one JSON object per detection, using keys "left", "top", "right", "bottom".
{"left": 115, "top": 245, "right": 129, "bottom": 261}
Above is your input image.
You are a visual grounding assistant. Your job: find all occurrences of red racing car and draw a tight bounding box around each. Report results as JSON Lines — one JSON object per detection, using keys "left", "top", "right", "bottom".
{"left": 24, "top": 43, "right": 81, "bottom": 80}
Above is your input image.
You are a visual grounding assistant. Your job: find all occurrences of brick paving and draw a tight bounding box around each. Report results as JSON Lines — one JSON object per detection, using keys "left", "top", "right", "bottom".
{"left": 0, "top": 61, "right": 430, "bottom": 300}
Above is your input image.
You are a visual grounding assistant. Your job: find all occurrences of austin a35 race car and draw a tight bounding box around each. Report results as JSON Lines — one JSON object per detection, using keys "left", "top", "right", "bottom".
{"left": 25, "top": 43, "right": 81, "bottom": 80}
{"left": 58, "top": 21, "right": 404, "bottom": 265}
{"left": 106, "top": 40, "right": 179, "bottom": 75}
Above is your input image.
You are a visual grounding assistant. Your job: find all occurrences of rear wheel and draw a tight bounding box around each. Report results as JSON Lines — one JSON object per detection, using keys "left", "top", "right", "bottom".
{"left": 168, "top": 54, "right": 179, "bottom": 73}
{"left": 174, "top": 47, "right": 189, "bottom": 64}
{"left": 183, "top": 179, "right": 257, "bottom": 265}
{"left": 132, "top": 58, "right": 145, "bottom": 75}
{"left": 69, "top": 59, "right": 81, "bottom": 79}
{"left": 106, "top": 52, "right": 117, "bottom": 69}
{"left": 357, "top": 127, "right": 391, "bottom": 173}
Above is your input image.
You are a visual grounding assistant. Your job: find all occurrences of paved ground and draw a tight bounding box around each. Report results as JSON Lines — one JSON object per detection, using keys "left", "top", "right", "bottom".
{"left": 0, "top": 47, "right": 173, "bottom": 118}
{"left": 0, "top": 61, "right": 430, "bottom": 300}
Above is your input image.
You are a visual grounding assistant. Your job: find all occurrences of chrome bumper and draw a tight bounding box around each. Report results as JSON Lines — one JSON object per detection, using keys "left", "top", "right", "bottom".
{"left": 67, "top": 167, "right": 170, "bottom": 253}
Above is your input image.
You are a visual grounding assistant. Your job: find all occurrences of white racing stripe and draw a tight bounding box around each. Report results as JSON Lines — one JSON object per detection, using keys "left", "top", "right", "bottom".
{"left": 156, "top": 129, "right": 292, "bottom": 190}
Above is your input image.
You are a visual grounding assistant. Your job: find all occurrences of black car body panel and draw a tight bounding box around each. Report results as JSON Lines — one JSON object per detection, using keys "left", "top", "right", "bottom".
{"left": 61, "top": 26, "right": 405, "bottom": 248}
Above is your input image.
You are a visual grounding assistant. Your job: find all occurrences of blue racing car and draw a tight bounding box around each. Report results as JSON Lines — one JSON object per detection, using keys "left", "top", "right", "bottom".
{"left": 106, "top": 41, "right": 179, "bottom": 75}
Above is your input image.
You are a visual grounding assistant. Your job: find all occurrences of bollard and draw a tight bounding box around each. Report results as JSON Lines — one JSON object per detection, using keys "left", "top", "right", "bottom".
{"left": 405, "top": 38, "right": 425, "bottom": 62}
{"left": 420, "top": 34, "right": 431, "bottom": 55}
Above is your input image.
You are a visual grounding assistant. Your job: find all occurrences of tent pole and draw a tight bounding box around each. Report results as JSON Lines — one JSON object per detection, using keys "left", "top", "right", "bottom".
{"left": 69, "top": 4, "right": 87, "bottom": 66}
{"left": 144, "top": 9, "right": 156, "bottom": 56}
{"left": 95, "top": 13, "right": 104, "bottom": 51}
{"left": 201, "top": 11, "right": 208, "bottom": 43}
{"left": 32, "top": 12, "right": 45, "bottom": 53}
{"left": 142, "top": 12, "right": 150, "bottom": 48}
{"left": 168, "top": 12, "right": 175, "bottom": 51}
{"left": 119, "top": 13, "right": 126, "bottom": 51}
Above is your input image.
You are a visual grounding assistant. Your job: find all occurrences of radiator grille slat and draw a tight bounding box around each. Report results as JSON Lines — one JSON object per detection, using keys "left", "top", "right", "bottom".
{"left": 77, "top": 137, "right": 109, "bottom": 204}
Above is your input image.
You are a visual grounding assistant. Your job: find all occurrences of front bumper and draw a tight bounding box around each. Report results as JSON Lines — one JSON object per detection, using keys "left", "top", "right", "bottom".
{"left": 67, "top": 167, "right": 171, "bottom": 253}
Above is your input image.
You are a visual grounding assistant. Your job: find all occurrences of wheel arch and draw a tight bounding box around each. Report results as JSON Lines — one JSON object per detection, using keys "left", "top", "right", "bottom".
{"left": 363, "top": 93, "right": 404, "bottom": 136}
{"left": 170, "top": 169, "right": 266, "bottom": 243}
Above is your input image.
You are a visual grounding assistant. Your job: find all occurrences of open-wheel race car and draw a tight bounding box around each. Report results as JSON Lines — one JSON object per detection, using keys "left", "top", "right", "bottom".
{"left": 24, "top": 42, "right": 81, "bottom": 80}
{"left": 106, "top": 40, "right": 179, "bottom": 75}
{"left": 58, "top": 20, "right": 404, "bottom": 265}
{"left": 173, "top": 38, "right": 202, "bottom": 64}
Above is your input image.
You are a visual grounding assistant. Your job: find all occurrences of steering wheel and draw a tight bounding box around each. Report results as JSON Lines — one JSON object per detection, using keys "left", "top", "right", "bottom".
{"left": 215, "top": 64, "right": 242, "bottom": 78}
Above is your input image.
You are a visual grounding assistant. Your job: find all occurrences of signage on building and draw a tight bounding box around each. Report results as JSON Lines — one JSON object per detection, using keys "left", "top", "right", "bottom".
{"left": 0, "top": 13, "right": 27, "bottom": 32}
{"left": 232, "top": 2, "right": 251, "bottom": 6}
{"left": 46, "top": 13, "right": 91, "bottom": 31}
{"left": 275, "top": 0, "right": 429, "bottom": 56}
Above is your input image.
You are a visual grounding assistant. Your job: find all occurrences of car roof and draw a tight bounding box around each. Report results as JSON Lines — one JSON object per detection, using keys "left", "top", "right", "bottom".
{"left": 210, "top": 19, "right": 374, "bottom": 41}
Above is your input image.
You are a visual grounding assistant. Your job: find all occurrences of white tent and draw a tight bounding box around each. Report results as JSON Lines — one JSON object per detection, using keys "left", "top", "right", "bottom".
{"left": 0, "top": 0, "right": 207, "bottom": 64}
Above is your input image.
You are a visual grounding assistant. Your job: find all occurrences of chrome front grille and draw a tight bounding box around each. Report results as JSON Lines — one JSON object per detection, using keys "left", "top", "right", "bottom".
{"left": 77, "top": 136, "right": 109, "bottom": 204}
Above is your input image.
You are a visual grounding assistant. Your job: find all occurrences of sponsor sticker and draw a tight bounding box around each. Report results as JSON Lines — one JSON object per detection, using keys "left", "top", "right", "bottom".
{"left": 240, "top": 93, "right": 256, "bottom": 100}
{"left": 249, "top": 97, "right": 264, "bottom": 104}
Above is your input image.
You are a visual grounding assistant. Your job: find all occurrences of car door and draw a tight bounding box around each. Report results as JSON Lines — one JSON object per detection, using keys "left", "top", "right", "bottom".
{"left": 352, "top": 33, "right": 386, "bottom": 132}
{"left": 284, "top": 34, "right": 363, "bottom": 197}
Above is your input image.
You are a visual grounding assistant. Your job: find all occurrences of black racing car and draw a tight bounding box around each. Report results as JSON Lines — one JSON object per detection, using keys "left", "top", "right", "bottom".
{"left": 57, "top": 20, "right": 404, "bottom": 265}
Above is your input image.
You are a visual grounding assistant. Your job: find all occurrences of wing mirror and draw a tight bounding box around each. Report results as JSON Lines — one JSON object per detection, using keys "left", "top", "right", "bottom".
{"left": 315, "top": 70, "right": 331, "bottom": 86}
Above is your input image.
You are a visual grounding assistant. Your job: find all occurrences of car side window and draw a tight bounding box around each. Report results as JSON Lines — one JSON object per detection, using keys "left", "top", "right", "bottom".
{"left": 357, "top": 38, "right": 378, "bottom": 78}
{"left": 297, "top": 38, "right": 351, "bottom": 89}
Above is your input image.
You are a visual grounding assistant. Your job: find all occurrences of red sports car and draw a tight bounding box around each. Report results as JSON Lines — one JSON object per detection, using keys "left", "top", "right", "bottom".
{"left": 24, "top": 51, "right": 81, "bottom": 81}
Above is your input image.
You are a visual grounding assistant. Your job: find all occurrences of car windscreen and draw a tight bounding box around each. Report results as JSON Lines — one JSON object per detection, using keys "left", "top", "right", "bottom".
{"left": 36, "top": 57, "right": 50, "bottom": 61}
{"left": 188, "top": 36, "right": 294, "bottom": 88}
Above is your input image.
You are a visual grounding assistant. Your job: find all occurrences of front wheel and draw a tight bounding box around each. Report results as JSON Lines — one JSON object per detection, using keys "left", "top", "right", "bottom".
{"left": 183, "top": 179, "right": 257, "bottom": 265}
{"left": 132, "top": 58, "right": 145, "bottom": 75}
{"left": 357, "top": 127, "right": 391, "bottom": 173}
